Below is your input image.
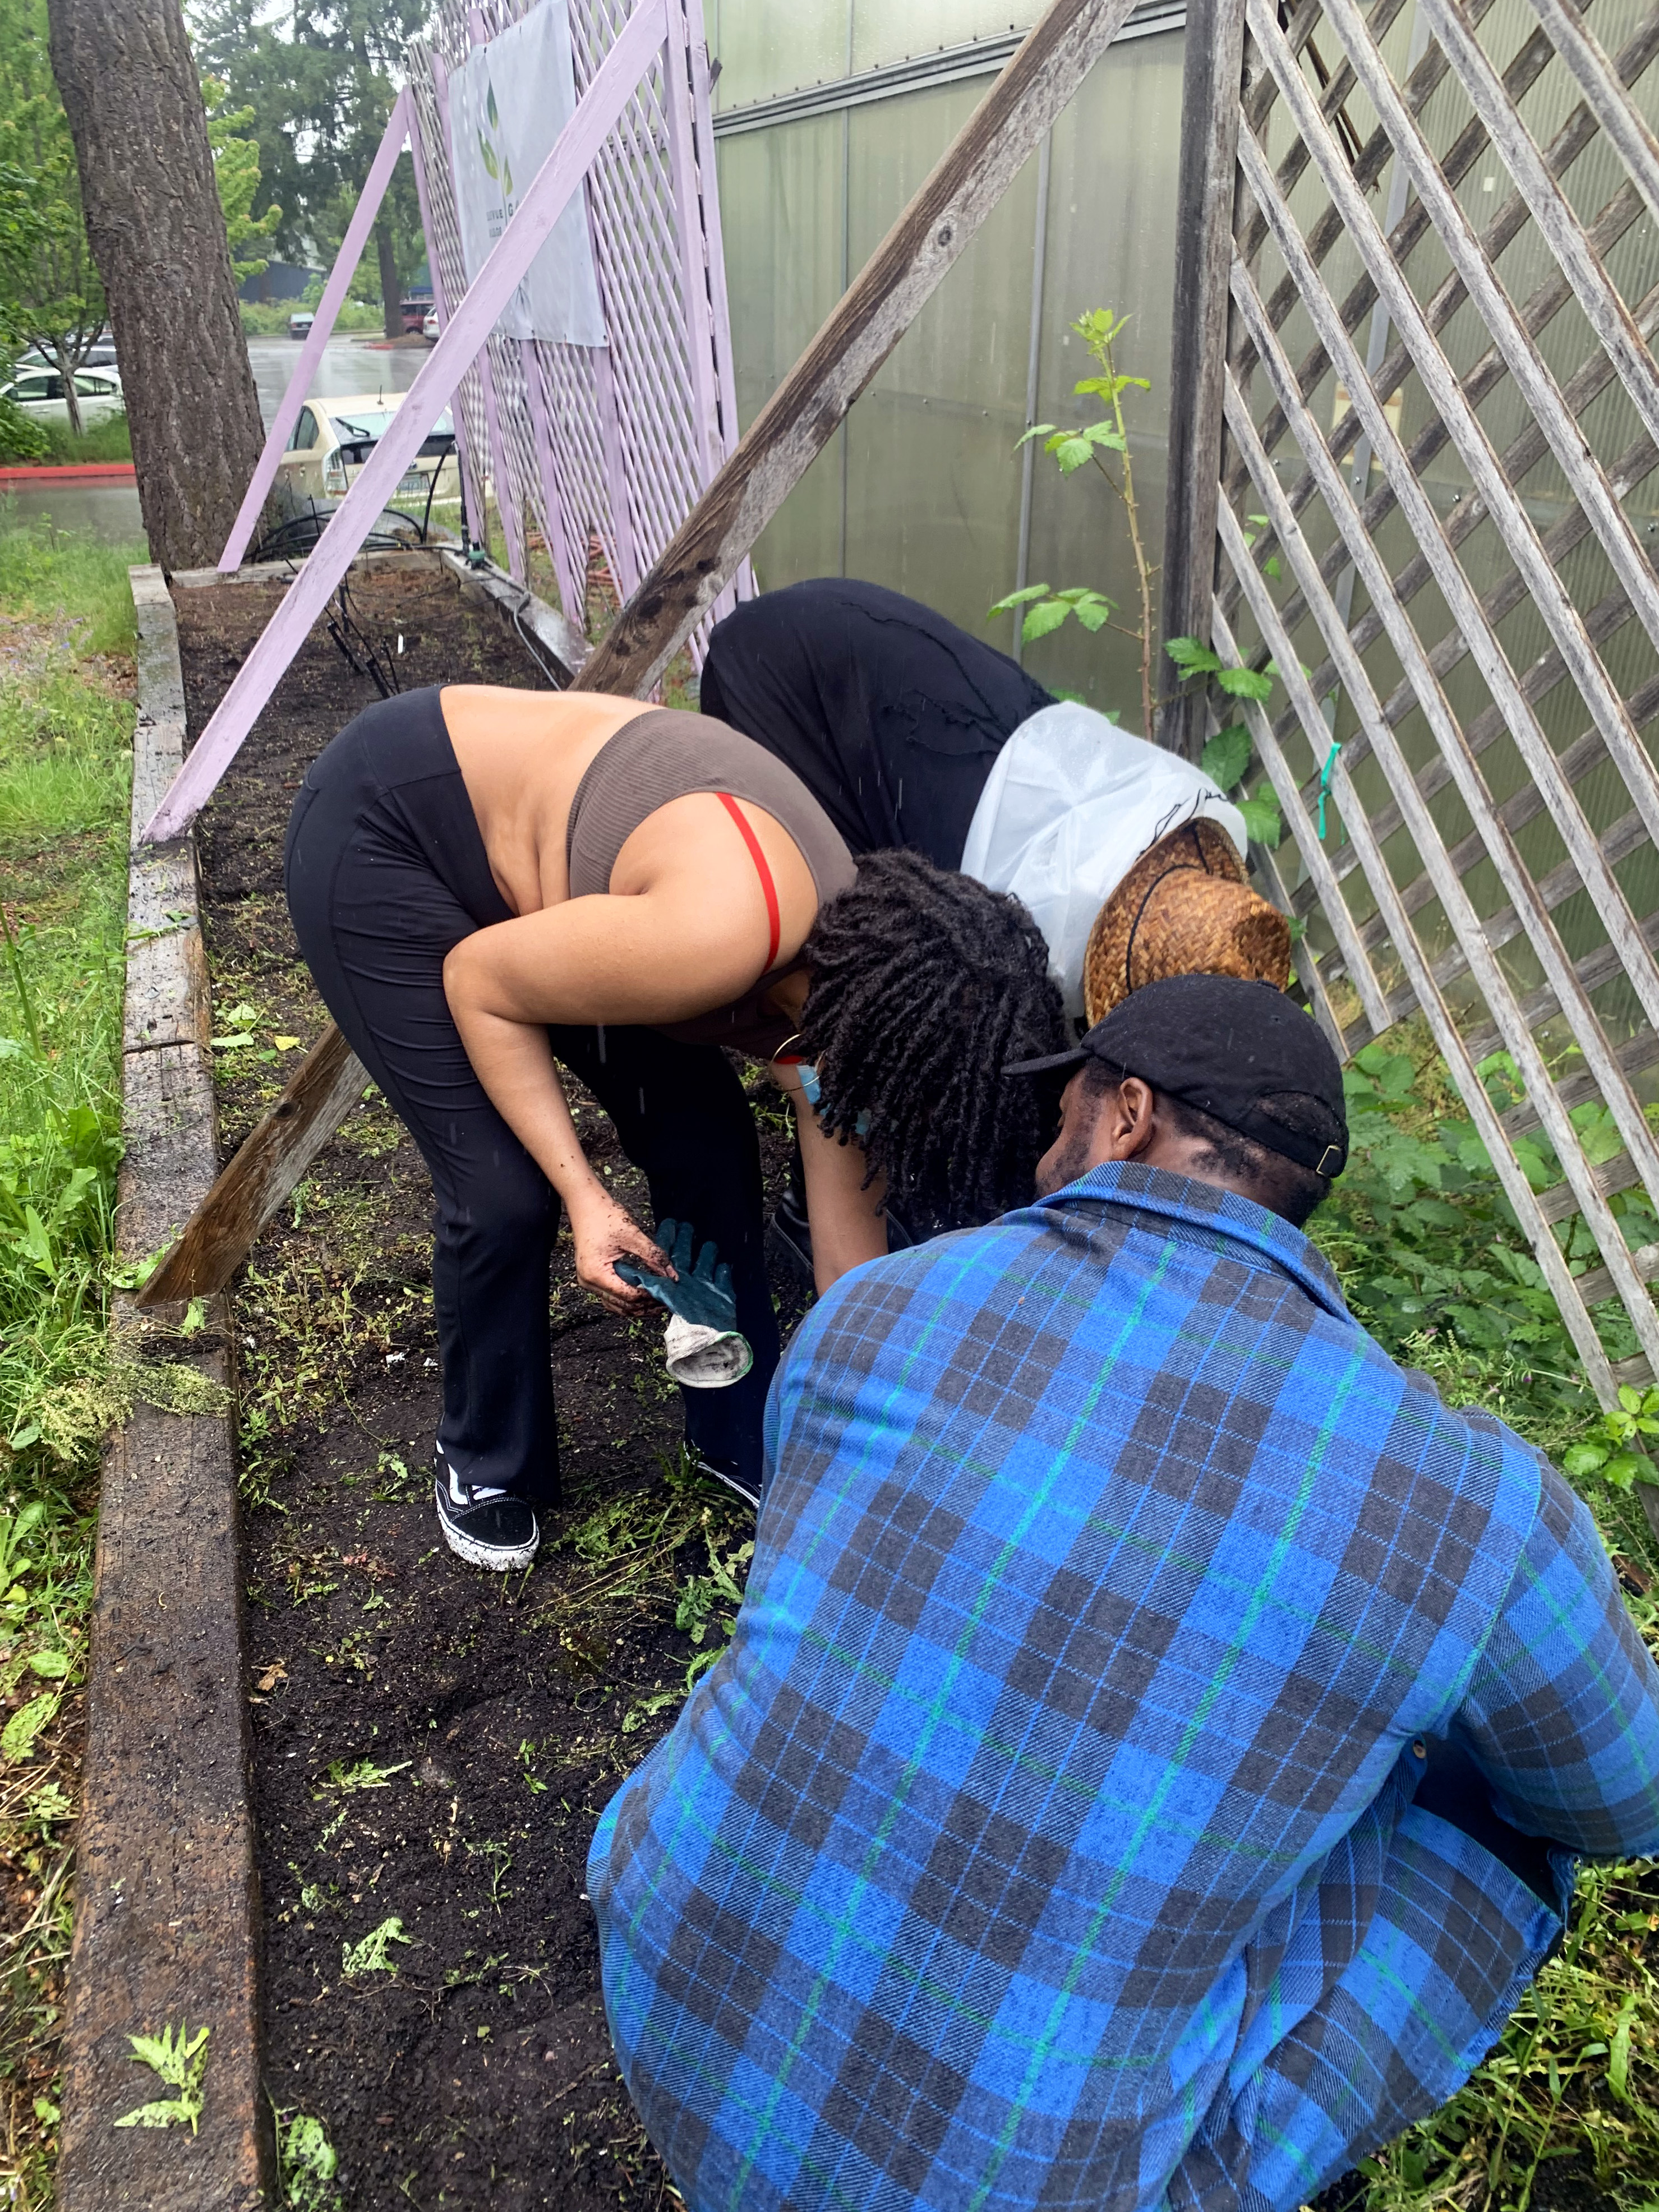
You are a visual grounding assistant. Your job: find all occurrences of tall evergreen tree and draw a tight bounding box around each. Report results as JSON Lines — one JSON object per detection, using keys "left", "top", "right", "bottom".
{"left": 203, "top": 75, "right": 282, "bottom": 288}
{"left": 193, "top": 0, "right": 430, "bottom": 337}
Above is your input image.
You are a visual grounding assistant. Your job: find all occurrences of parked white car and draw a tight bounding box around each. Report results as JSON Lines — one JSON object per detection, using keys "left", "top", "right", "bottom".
{"left": 1, "top": 363, "right": 125, "bottom": 428}
{"left": 275, "top": 392, "right": 461, "bottom": 514}
{"left": 289, "top": 310, "right": 315, "bottom": 339}
{"left": 423, "top": 307, "right": 440, "bottom": 342}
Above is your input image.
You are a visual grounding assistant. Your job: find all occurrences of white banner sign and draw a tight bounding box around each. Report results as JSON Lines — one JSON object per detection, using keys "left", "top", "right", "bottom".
{"left": 447, "top": 0, "right": 607, "bottom": 345}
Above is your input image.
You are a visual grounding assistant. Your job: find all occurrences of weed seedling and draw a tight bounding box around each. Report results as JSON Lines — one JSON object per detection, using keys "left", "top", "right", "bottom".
{"left": 316, "top": 1757, "right": 410, "bottom": 1797}
{"left": 112, "top": 2022, "right": 209, "bottom": 2134}
{"left": 372, "top": 1449, "right": 414, "bottom": 1501}
{"left": 465, "top": 1837, "right": 514, "bottom": 1911}
{"left": 273, "top": 2105, "right": 344, "bottom": 2212}
{"left": 340, "top": 1916, "right": 411, "bottom": 1979}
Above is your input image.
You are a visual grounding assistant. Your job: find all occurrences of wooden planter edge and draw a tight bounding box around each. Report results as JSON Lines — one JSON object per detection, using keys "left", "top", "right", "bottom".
{"left": 57, "top": 566, "right": 268, "bottom": 2211}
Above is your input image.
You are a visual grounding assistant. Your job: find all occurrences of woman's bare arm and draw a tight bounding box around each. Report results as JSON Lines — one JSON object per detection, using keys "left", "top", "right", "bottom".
{"left": 443, "top": 881, "right": 773, "bottom": 1308}
{"left": 771, "top": 1061, "right": 888, "bottom": 1293}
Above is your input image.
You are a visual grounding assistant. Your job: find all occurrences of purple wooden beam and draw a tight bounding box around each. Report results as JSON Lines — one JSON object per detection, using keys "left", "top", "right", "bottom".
{"left": 686, "top": 9, "right": 752, "bottom": 616}
{"left": 219, "top": 90, "right": 410, "bottom": 573}
{"left": 662, "top": 1, "right": 716, "bottom": 489}
{"left": 451, "top": 21, "right": 526, "bottom": 583}
{"left": 408, "top": 73, "right": 488, "bottom": 545}
{"left": 140, "top": 0, "right": 666, "bottom": 846}
{"left": 521, "top": 334, "right": 584, "bottom": 629}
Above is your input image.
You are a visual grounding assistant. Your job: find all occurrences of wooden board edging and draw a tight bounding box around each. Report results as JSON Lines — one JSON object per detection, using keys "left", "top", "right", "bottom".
{"left": 57, "top": 567, "right": 267, "bottom": 2210}
{"left": 439, "top": 547, "right": 586, "bottom": 680}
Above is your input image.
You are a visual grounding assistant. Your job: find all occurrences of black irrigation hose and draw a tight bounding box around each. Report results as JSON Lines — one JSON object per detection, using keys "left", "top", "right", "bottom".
{"left": 326, "top": 573, "right": 404, "bottom": 699}
{"left": 508, "top": 593, "right": 570, "bottom": 690}
{"left": 247, "top": 503, "right": 443, "bottom": 566}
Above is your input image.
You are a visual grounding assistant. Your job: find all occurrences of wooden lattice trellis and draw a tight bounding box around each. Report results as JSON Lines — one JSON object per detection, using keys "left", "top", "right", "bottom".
{"left": 1161, "top": 0, "right": 1659, "bottom": 1404}
{"left": 406, "top": 0, "right": 749, "bottom": 655}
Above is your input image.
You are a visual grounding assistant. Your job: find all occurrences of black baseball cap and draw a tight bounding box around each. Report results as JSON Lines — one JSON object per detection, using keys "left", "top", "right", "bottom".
{"left": 1006, "top": 973, "right": 1348, "bottom": 1177}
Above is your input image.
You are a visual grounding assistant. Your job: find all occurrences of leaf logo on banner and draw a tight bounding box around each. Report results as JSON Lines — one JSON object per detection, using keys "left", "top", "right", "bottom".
{"left": 478, "top": 79, "right": 505, "bottom": 190}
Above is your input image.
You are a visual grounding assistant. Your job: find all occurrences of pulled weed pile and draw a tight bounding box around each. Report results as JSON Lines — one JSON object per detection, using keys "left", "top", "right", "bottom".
{"left": 0, "top": 504, "right": 144, "bottom": 2206}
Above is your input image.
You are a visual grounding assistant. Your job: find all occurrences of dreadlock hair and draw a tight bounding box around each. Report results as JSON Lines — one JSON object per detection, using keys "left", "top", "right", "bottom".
{"left": 800, "top": 847, "right": 1068, "bottom": 1229}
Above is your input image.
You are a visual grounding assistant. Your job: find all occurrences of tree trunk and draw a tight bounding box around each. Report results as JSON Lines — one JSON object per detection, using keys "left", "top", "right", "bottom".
{"left": 46, "top": 0, "right": 267, "bottom": 570}
{"left": 51, "top": 339, "right": 84, "bottom": 439}
{"left": 375, "top": 216, "right": 401, "bottom": 341}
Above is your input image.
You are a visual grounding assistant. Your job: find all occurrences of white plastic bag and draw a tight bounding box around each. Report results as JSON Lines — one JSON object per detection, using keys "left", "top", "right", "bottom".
{"left": 958, "top": 702, "right": 1247, "bottom": 1022}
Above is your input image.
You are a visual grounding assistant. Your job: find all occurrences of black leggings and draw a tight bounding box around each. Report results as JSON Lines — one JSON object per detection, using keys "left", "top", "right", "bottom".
{"left": 283, "top": 688, "right": 779, "bottom": 1503}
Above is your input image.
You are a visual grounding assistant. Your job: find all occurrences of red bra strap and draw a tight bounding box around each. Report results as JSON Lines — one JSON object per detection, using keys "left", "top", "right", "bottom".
{"left": 716, "top": 792, "right": 781, "bottom": 971}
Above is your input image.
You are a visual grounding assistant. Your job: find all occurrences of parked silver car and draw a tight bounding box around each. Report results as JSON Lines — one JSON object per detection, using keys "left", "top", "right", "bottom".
{"left": 275, "top": 392, "right": 460, "bottom": 513}
{"left": 1, "top": 363, "right": 125, "bottom": 429}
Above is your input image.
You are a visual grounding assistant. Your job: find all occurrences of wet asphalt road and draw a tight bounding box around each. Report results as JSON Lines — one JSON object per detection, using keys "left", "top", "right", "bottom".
{"left": 6, "top": 334, "right": 431, "bottom": 546}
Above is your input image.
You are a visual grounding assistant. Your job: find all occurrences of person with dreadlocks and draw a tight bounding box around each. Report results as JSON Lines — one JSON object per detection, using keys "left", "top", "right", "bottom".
{"left": 284, "top": 680, "right": 1063, "bottom": 1574}
{"left": 699, "top": 575, "right": 1296, "bottom": 1273}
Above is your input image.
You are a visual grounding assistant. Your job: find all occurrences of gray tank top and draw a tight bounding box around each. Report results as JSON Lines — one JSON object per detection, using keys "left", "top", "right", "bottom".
{"left": 566, "top": 708, "right": 855, "bottom": 904}
{"left": 565, "top": 708, "right": 856, "bottom": 1057}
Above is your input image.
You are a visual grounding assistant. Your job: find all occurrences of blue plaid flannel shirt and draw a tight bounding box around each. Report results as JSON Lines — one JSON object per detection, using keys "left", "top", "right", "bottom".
{"left": 589, "top": 1163, "right": 1659, "bottom": 2211}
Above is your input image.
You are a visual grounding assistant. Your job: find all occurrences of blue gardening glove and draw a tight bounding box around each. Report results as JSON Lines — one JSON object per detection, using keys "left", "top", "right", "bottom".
{"left": 619, "top": 1221, "right": 751, "bottom": 1390}
{"left": 616, "top": 1219, "right": 738, "bottom": 1333}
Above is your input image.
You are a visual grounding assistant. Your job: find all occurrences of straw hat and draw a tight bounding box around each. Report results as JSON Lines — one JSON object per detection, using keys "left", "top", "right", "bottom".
{"left": 1081, "top": 818, "right": 1292, "bottom": 1027}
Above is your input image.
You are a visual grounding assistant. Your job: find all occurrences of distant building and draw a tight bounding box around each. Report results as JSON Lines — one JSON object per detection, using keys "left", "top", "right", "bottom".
{"left": 239, "top": 261, "right": 321, "bottom": 305}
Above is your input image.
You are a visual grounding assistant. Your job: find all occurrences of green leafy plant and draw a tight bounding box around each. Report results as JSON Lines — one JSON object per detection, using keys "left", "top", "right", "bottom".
{"left": 1, "top": 1689, "right": 57, "bottom": 1763}
{"left": 989, "top": 308, "right": 1159, "bottom": 736}
{"left": 340, "top": 1916, "right": 410, "bottom": 1979}
{"left": 315, "top": 1755, "right": 409, "bottom": 1797}
{"left": 1309, "top": 1029, "right": 1658, "bottom": 1407}
{"left": 112, "top": 2022, "right": 209, "bottom": 2134}
{"left": 274, "top": 2108, "right": 343, "bottom": 2212}
{"left": 1562, "top": 1386, "right": 1659, "bottom": 1495}
{"left": 201, "top": 76, "right": 280, "bottom": 288}
{"left": 675, "top": 1529, "right": 754, "bottom": 1649}
{"left": 1204, "top": 721, "right": 1282, "bottom": 851}
{"left": 1155, "top": 639, "right": 1285, "bottom": 849}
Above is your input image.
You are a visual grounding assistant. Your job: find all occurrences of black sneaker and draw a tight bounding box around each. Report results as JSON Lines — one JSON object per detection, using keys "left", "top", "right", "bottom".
{"left": 766, "top": 1181, "right": 815, "bottom": 1287}
{"left": 693, "top": 1453, "right": 761, "bottom": 1512}
{"left": 432, "top": 1444, "right": 540, "bottom": 1570}
{"left": 766, "top": 1177, "right": 919, "bottom": 1285}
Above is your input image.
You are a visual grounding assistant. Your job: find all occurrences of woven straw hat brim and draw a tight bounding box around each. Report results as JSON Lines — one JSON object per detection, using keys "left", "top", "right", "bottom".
{"left": 1082, "top": 820, "right": 1291, "bottom": 1026}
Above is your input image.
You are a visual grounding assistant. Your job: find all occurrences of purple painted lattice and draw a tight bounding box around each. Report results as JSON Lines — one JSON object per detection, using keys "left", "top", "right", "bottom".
{"left": 407, "top": 0, "right": 751, "bottom": 667}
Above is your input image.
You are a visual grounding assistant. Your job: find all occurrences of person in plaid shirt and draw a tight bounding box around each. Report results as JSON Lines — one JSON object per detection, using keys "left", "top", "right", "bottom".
{"left": 589, "top": 975, "right": 1659, "bottom": 2210}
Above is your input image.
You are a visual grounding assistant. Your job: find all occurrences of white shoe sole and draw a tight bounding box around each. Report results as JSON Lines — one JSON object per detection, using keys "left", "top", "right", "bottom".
{"left": 435, "top": 1503, "right": 540, "bottom": 1572}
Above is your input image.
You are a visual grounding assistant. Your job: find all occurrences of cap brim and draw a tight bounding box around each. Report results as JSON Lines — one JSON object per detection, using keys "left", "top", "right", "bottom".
{"left": 1003, "top": 1047, "right": 1087, "bottom": 1078}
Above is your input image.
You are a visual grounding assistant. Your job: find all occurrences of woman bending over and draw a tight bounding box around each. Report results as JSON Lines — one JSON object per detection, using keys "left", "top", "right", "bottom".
{"left": 284, "top": 683, "right": 1063, "bottom": 1571}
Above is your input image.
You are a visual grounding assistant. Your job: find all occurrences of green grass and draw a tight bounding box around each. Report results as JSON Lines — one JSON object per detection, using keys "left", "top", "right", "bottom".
{"left": 0, "top": 497, "right": 151, "bottom": 658}
{"left": 0, "top": 503, "right": 141, "bottom": 2209}
{"left": 30, "top": 412, "right": 133, "bottom": 467}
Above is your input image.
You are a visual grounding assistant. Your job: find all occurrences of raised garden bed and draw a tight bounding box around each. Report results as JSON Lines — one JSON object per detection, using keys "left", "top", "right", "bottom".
{"left": 172, "top": 557, "right": 805, "bottom": 2207}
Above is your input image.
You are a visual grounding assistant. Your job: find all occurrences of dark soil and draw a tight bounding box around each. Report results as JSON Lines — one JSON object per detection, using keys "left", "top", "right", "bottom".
{"left": 178, "top": 560, "right": 808, "bottom": 2210}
